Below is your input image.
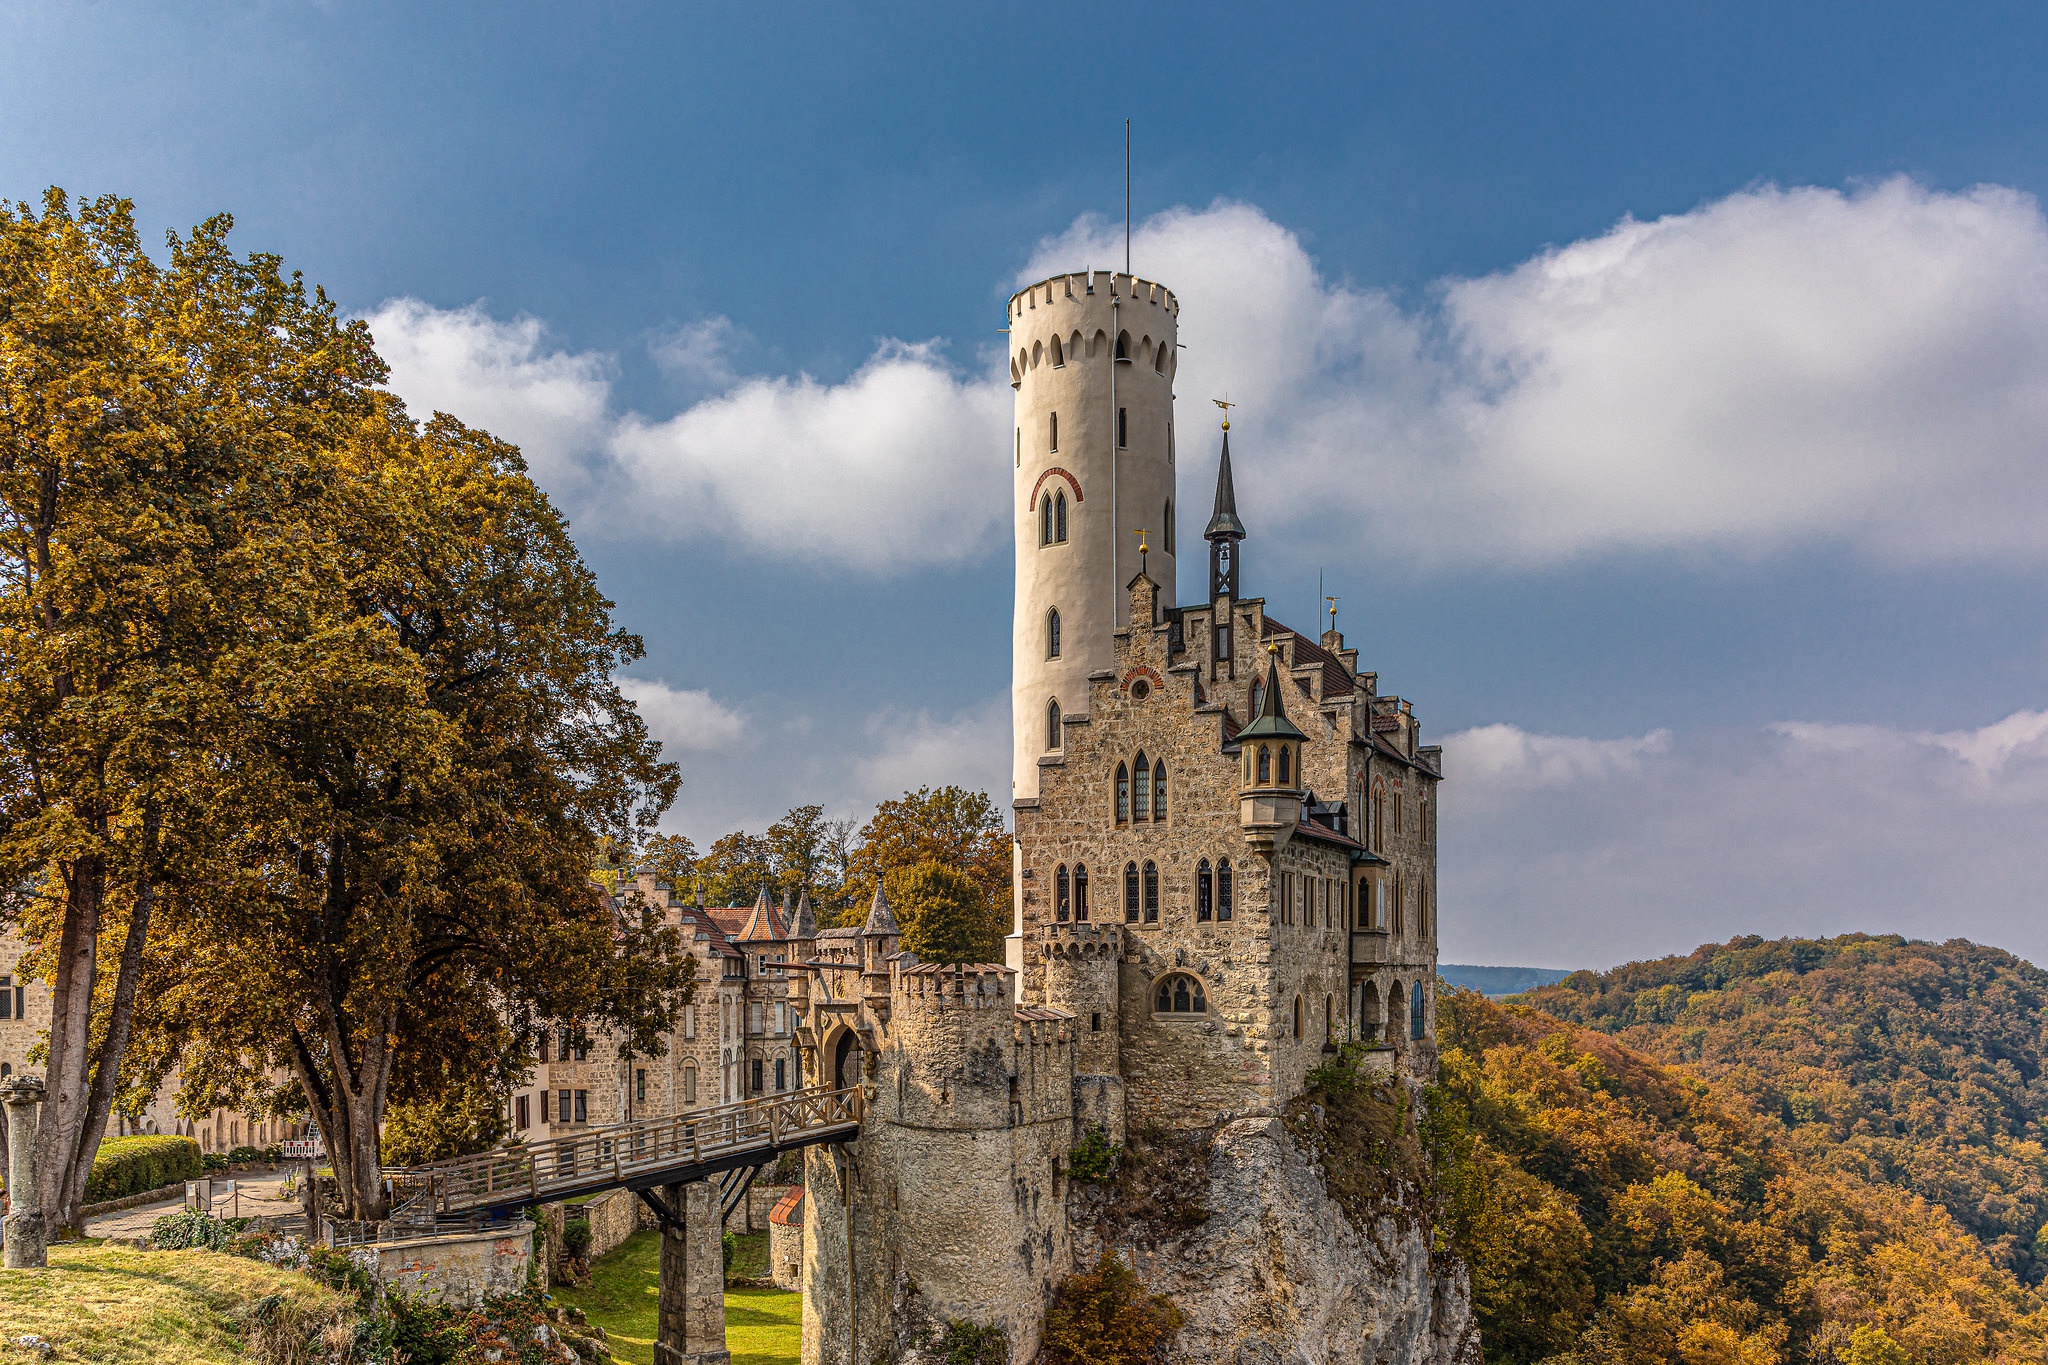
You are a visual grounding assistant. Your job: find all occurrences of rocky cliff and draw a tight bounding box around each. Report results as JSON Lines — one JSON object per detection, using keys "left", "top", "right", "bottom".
{"left": 1072, "top": 1115, "right": 1479, "bottom": 1365}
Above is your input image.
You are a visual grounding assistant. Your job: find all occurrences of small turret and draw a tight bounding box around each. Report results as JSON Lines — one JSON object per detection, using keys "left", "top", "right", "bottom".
{"left": 1206, "top": 421, "right": 1245, "bottom": 602}
{"left": 1238, "top": 644, "right": 1306, "bottom": 836}
{"left": 790, "top": 890, "right": 818, "bottom": 940}
{"left": 861, "top": 885, "right": 899, "bottom": 975}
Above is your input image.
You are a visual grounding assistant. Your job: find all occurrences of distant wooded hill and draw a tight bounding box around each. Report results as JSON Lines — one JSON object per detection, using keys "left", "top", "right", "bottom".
{"left": 1520, "top": 933, "right": 2048, "bottom": 1290}
{"left": 1438, "top": 963, "right": 1574, "bottom": 997}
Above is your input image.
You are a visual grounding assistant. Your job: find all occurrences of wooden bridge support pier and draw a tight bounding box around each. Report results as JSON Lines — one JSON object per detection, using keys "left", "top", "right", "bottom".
{"left": 642, "top": 1179, "right": 729, "bottom": 1365}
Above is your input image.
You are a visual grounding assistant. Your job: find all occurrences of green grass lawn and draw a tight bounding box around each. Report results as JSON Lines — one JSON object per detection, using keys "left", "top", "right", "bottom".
{"left": 552, "top": 1228, "right": 800, "bottom": 1365}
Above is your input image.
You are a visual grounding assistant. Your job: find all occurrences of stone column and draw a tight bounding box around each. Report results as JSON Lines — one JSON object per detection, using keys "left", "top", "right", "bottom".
{"left": 2, "top": 1075, "right": 48, "bottom": 1268}
{"left": 655, "top": 1179, "right": 729, "bottom": 1365}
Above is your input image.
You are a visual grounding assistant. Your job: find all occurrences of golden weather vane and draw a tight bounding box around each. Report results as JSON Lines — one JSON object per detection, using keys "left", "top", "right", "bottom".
{"left": 1212, "top": 396, "right": 1234, "bottom": 430}
{"left": 1327, "top": 595, "right": 1340, "bottom": 630}
{"left": 1132, "top": 527, "right": 1151, "bottom": 555}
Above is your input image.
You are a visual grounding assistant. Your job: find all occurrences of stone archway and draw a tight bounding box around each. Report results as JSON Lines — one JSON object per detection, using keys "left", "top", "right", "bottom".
{"left": 832, "top": 1028, "right": 865, "bottom": 1091}
{"left": 1386, "top": 978, "right": 1408, "bottom": 1048}
{"left": 1359, "top": 980, "right": 1383, "bottom": 1044}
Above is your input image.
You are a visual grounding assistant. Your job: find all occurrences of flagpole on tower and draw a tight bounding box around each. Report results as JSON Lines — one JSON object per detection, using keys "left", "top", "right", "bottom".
{"left": 1125, "top": 118, "right": 1132, "bottom": 275}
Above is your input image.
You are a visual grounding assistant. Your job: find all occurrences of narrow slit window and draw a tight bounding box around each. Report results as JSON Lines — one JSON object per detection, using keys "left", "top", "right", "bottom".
{"left": 1046, "top": 698, "right": 1062, "bottom": 750}
{"left": 1050, "top": 411, "right": 1058, "bottom": 451}
{"left": 1047, "top": 609, "right": 1062, "bottom": 659}
{"left": 1118, "top": 407, "right": 1128, "bottom": 448}
{"left": 1074, "top": 864, "right": 1089, "bottom": 920}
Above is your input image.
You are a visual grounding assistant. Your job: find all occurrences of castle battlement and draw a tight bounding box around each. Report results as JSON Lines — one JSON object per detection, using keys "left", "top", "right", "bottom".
{"left": 1009, "top": 271, "right": 1178, "bottom": 316}
{"left": 890, "top": 960, "right": 1014, "bottom": 1012}
{"left": 1034, "top": 921, "right": 1121, "bottom": 962}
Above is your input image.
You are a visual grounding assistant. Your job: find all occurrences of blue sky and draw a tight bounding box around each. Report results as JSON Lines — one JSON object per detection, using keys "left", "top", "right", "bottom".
{"left": 9, "top": 2, "right": 2048, "bottom": 968}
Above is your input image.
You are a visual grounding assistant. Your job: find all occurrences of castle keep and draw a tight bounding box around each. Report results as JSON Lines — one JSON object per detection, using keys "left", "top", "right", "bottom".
{"left": 783, "top": 270, "right": 1453, "bottom": 1364}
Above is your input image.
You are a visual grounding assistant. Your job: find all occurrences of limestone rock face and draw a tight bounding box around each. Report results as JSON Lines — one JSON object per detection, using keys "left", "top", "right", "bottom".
{"left": 1076, "top": 1116, "right": 1479, "bottom": 1365}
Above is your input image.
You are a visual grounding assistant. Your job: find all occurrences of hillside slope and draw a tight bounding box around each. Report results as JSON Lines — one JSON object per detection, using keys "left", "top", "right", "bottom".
{"left": 1434, "top": 990, "right": 2048, "bottom": 1364}
{"left": 1520, "top": 935, "right": 2048, "bottom": 1284}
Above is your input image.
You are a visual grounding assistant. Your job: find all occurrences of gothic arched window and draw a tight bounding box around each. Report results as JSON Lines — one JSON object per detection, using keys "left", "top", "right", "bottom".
{"left": 1248, "top": 677, "right": 1263, "bottom": 715}
{"left": 1196, "top": 859, "right": 1213, "bottom": 921}
{"left": 1277, "top": 745, "right": 1291, "bottom": 785}
{"left": 1074, "top": 864, "right": 1089, "bottom": 920}
{"left": 1123, "top": 861, "right": 1140, "bottom": 923}
{"left": 1047, "top": 609, "right": 1061, "bottom": 659}
{"left": 1153, "top": 761, "right": 1167, "bottom": 821}
{"left": 1142, "top": 860, "right": 1159, "bottom": 923}
{"left": 1054, "top": 490, "right": 1068, "bottom": 542}
{"left": 1055, "top": 864, "right": 1070, "bottom": 922}
{"left": 1132, "top": 752, "right": 1151, "bottom": 820}
{"left": 1040, "top": 493, "right": 1054, "bottom": 546}
{"left": 1411, "top": 981, "right": 1427, "bottom": 1040}
{"left": 1154, "top": 973, "right": 1208, "bottom": 1014}
{"left": 1257, "top": 746, "right": 1271, "bottom": 784}
{"left": 1046, "top": 698, "right": 1061, "bottom": 750}
{"left": 1115, "top": 763, "right": 1130, "bottom": 824}
{"left": 1217, "top": 858, "right": 1233, "bottom": 921}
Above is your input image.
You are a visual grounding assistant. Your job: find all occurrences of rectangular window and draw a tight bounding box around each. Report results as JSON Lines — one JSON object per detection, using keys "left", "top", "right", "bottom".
{"left": 574, "top": 1090, "right": 589, "bottom": 1124}
{"left": 536, "top": 1033, "right": 548, "bottom": 1062}
{"left": 559, "top": 1028, "right": 572, "bottom": 1061}
{"left": 516, "top": 1094, "right": 530, "bottom": 1129}
{"left": 684, "top": 1065, "right": 698, "bottom": 1104}
{"left": 685, "top": 1004, "right": 696, "bottom": 1039}
{"left": 559, "top": 1088, "right": 572, "bottom": 1124}
{"left": 1118, "top": 407, "right": 1128, "bottom": 448}
{"left": 1050, "top": 411, "right": 1058, "bottom": 451}
{"left": 775, "top": 1058, "right": 786, "bottom": 1091}
{"left": 752, "top": 1059, "right": 764, "bottom": 1094}
{"left": 635, "top": 1069, "right": 646, "bottom": 1103}
{"left": 749, "top": 1003, "right": 762, "bottom": 1035}
{"left": 0, "top": 976, "right": 10, "bottom": 1019}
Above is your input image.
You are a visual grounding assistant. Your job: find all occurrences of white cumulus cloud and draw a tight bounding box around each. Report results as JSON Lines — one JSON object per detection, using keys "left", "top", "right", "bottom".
{"left": 614, "top": 678, "right": 747, "bottom": 754}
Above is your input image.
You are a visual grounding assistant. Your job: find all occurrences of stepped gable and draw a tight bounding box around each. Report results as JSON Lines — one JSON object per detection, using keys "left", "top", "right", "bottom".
{"left": 1261, "top": 615, "right": 1355, "bottom": 699}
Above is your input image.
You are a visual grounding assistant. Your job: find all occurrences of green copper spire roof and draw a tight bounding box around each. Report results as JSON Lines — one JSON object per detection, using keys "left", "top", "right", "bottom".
{"left": 1236, "top": 647, "right": 1307, "bottom": 743}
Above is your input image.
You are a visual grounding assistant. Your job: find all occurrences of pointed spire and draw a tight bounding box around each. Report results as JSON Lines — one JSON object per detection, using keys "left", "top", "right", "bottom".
{"left": 791, "top": 890, "right": 817, "bottom": 939}
{"left": 1205, "top": 427, "right": 1246, "bottom": 541}
{"left": 862, "top": 883, "right": 899, "bottom": 937}
{"left": 740, "top": 884, "right": 779, "bottom": 941}
{"left": 1237, "top": 644, "right": 1307, "bottom": 743}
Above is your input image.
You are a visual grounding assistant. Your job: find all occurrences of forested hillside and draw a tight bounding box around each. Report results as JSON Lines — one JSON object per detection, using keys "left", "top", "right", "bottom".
{"left": 1520, "top": 936, "right": 2048, "bottom": 1286}
{"left": 1431, "top": 991, "right": 2048, "bottom": 1364}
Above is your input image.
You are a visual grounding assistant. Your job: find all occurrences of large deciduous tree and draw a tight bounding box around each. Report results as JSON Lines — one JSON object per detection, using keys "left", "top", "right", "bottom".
{"left": 838, "top": 786, "right": 1009, "bottom": 931}
{"left": 148, "top": 405, "right": 691, "bottom": 1219}
{"left": 0, "top": 191, "right": 382, "bottom": 1235}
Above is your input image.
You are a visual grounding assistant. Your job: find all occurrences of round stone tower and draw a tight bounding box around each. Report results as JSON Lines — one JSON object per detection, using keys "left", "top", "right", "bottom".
{"left": 1009, "top": 271, "right": 1180, "bottom": 804}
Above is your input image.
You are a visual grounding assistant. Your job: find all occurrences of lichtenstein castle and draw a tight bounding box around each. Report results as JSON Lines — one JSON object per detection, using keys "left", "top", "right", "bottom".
{"left": 787, "top": 270, "right": 1470, "bottom": 1365}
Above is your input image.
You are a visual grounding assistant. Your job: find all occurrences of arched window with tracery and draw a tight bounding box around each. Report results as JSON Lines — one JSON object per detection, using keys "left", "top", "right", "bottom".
{"left": 1046, "top": 699, "right": 1061, "bottom": 750}
{"left": 1123, "top": 861, "right": 1140, "bottom": 923}
{"left": 1115, "top": 763, "right": 1130, "bottom": 823}
{"left": 1040, "top": 493, "right": 1053, "bottom": 546}
{"left": 1047, "top": 609, "right": 1061, "bottom": 659}
{"left": 1142, "top": 860, "right": 1159, "bottom": 923}
{"left": 1153, "top": 973, "right": 1208, "bottom": 1015}
{"left": 1054, "top": 490, "right": 1067, "bottom": 542}
{"left": 1277, "top": 745, "right": 1290, "bottom": 785}
{"left": 1074, "top": 864, "right": 1089, "bottom": 920}
{"left": 1153, "top": 761, "right": 1167, "bottom": 821}
{"left": 1055, "top": 864, "right": 1070, "bottom": 922}
{"left": 1217, "top": 858, "right": 1233, "bottom": 920}
{"left": 1257, "top": 746, "right": 1271, "bottom": 784}
{"left": 1133, "top": 752, "right": 1151, "bottom": 820}
{"left": 1196, "top": 860, "right": 1213, "bottom": 921}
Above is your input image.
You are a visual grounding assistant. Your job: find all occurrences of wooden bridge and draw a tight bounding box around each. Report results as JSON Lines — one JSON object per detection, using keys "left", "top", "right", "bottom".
{"left": 387, "top": 1084, "right": 863, "bottom": 1218}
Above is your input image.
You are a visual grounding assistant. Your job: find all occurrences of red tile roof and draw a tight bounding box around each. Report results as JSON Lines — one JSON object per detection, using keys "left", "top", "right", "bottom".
{"left": 769, "top": 1186, "right": 803, "bottom": 1227}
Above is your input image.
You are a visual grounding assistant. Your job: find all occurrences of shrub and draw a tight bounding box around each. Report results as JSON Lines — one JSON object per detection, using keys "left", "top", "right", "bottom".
{"left": 722, "top": 1229, "right": 738, "bottom": 1272}
{"left": 1069, "top": 1124, "right": 1123, "bottom": 1183}
{"left": 150, "top": 1209, "right": 250, "bottom": 1251}
{"left": 202, "top": 1151, "right": 230, "bottom": 1172}
{"left": 1041, "top": 1250, "right": 1184, "bottom": 1365}
{"left": 86, "top": 1135, "right": 204, "bottom": 1202}
{"left": 227, "top": 1144, "right": 262, "bottom": 1165}
{"left": 561, "top": 1217, "right": 593, "bottom": 1261}
{"left": 261, "top": 1143, "right": 283, "bottom": 1163}
{"left": 925, "top": 1320, "right": 1010, "bottom": 1365}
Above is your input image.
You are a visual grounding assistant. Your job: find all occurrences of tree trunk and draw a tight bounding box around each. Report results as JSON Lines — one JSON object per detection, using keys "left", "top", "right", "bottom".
{"left": 37, "top": 854, "right": 103, "bottom": 1236}
{"left": 289, "top": 1006, "right": 396, "bottom": 1222}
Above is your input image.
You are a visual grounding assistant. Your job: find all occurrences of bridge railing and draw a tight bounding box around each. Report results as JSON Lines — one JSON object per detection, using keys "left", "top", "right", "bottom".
{"left": 387, "top": 1085, "right": 863, "bottom": 1213}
